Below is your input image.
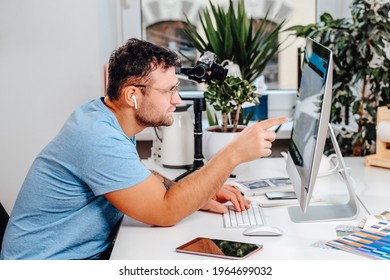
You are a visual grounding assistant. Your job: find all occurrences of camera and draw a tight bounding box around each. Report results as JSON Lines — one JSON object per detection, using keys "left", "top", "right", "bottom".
{"left": 176, "top": 51, "right": 228, "bottom": 84}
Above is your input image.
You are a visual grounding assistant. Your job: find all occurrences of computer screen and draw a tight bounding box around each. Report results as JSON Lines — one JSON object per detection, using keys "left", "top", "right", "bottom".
{"left": 285, "top": 38, "right": 359, "bottom": 223}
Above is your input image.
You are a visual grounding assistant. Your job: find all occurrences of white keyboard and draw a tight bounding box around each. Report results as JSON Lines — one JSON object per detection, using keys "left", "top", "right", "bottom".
{"left": 223, "top": 202, "right": 265, "bottom": 228}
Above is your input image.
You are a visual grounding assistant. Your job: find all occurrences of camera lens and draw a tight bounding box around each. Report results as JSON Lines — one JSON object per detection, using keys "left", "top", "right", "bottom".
{"left": 193, "top": 65, "right": 207, "bottom": 78}
{"left": 176, "top": 51, "right": 228, "bottom": 83}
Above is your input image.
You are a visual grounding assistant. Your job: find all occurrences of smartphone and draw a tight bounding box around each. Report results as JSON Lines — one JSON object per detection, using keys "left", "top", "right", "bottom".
{"left": 176, "top": 237, "right": 263, "bottom": 260}
{"left": 265, "top": 191, "right": 297, "bottom": 200}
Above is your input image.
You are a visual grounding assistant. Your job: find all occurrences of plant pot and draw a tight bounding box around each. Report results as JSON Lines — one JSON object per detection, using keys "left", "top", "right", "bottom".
{"left": 203, "top": 125, "right": 249, "bottom": 176}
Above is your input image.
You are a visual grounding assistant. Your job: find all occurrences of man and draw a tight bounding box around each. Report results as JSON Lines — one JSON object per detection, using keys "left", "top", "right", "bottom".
{"left": 1, "top": 38, "right": 287, "bottom": 259}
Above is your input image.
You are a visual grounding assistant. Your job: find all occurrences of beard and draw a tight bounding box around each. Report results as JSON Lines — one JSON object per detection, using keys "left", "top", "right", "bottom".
{"left": 134, "top": 106, "right": 175, "bottom": 127}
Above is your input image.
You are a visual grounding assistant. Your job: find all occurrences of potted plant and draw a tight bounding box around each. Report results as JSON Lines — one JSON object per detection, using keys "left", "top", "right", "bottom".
{"left": 286, "top": 0, "right": 390, "bottom": 156}
{"left": 205, "top": 76, "right": 258, "bottom": 133}
{"left": 202, "top": 76, "right": 257, "bottom": 166}
{"left": 182, "top": 0, "right": 286, "bottom": 171}
{"left": 182, "top": 0, "right": 285, "bottom": 132}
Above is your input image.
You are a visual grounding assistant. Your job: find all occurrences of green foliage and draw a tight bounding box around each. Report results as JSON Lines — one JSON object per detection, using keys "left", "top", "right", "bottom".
{"left": 287, "top": 0, "right": 390, "bottom": 156}
{"left": 183, "top": 0, "right": 284, "bottom": 84}
{"left": 182, "top": 0, "right": 285, "bottom": 132}
{"left": 205, "top": 76, "right": 258, "bottom": 132}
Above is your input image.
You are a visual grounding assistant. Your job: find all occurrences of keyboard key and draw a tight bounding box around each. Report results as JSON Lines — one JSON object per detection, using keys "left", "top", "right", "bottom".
{"left": 247, "top": 207, "right": 257, "bottom": 225}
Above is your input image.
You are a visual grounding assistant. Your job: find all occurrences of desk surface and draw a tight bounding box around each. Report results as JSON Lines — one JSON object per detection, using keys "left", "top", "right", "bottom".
{"left": 110, "top": 157, "right": 390, "bottom": 260}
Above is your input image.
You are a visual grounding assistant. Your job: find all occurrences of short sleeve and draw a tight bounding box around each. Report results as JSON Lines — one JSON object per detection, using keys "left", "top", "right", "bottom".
{"left": 81, "top": 134, "right": 151, "bottom": 196}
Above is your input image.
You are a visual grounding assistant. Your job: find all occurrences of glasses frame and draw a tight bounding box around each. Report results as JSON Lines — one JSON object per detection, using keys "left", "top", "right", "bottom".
{"left": 134, "top": 81, "right": 180, "bottom": 99}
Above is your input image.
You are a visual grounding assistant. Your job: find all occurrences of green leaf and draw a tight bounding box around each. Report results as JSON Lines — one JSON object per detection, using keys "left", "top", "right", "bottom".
{"left": 183, "top": 0, "right": 285, "bottom": 84}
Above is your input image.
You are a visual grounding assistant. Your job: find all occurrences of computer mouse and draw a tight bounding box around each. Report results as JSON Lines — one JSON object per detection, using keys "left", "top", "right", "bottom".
{"left": 242, "top": 225, "right": 283, "bottom": 236}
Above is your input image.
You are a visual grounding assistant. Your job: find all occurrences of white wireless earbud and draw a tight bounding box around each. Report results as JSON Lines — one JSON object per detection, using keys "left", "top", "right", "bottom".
{"left": 132, "top": 95, "right": 138, "bottom": 109}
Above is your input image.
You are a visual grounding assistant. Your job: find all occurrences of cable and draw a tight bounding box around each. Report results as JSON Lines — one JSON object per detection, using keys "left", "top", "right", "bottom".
{"left": 153, "top": 127, "right": 163, "bottom": 142}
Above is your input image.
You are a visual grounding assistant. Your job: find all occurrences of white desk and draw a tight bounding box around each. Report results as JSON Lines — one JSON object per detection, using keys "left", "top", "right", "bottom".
{"left": 110, "top": 157, "right": 390, "bottom": 260}
{"left": 345, "top": 158, "right": 390, "bottom": 215}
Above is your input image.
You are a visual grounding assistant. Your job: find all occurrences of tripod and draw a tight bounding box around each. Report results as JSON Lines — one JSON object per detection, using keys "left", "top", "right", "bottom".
{"left": 173, "top": 96, "right": 206, "bottom": 182}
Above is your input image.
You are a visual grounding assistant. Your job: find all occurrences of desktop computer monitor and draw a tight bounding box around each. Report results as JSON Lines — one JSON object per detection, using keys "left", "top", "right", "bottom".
{"left": 285, "top": 38, "right": 359, "bottom": 223}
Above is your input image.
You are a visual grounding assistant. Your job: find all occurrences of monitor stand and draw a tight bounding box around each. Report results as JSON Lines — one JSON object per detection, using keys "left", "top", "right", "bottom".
{"left": 288, "top": 124, "right": 360, "bottom": 223}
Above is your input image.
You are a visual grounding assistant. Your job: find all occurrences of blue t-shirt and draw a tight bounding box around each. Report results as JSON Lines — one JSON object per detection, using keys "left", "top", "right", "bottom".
{"left": 1, "top": 98, "right": 150, "bottom": 259}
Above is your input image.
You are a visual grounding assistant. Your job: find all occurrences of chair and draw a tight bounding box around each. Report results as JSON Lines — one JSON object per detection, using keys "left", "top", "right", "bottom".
{"left": 0, "top": 202, "right": 10, "bottom": 251}
{"left": 98, "top": 216, "right": 123, "bottom": 260}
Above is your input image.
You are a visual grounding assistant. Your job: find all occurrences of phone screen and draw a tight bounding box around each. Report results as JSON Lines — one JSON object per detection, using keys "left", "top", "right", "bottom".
{"left": 176, "top": 237, "right": 262, "bottom": 259}
{"left": 265, "top": 191, "right": 297, "bottom": 200}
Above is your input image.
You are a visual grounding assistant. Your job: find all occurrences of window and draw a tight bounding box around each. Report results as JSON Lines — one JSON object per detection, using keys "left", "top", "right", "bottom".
{"left": 145, "top": 20, "right": 198, "bottom": 90}
{"left": 139, "top": 0, "right": 316, "bottom": 91}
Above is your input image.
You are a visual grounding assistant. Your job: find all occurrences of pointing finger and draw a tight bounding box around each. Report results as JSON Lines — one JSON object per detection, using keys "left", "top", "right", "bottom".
{"left": 257, "top": 117, "right": 289, "bottom": 130}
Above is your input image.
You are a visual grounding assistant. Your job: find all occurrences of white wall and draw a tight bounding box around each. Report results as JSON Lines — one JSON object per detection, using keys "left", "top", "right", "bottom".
{"left": 278, "top": 0, "right": 316, "bottom": 90}
{"left": 0, "top": 0, "right": 141, "bottom": 213}
{"left": 316, "top": 0, "right": 353, "bottom": 20}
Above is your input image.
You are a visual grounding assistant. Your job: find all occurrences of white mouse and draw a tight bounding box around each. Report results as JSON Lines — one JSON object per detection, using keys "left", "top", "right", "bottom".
{"left": 242, "top": 225, "right": 283, "bottom": 236}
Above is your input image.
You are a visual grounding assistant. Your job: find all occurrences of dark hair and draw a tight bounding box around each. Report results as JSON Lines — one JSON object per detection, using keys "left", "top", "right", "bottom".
{"left": 106, "top": 38, "right": 181, "bottom": 100}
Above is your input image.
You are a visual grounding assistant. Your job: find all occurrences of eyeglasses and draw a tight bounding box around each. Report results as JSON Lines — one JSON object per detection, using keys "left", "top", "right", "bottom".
{"left": 134, "top": 81, "right": 180, "bottom": 99}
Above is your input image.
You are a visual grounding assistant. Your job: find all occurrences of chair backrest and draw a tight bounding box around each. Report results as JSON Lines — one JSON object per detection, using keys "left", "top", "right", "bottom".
{"left": 0, "top": 202, "right": 10, "bottom": 250}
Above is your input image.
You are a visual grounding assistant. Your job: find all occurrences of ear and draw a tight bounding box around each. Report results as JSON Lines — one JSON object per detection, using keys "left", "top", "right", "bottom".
{"left": 124, "top": 86, "right": 138, "bottom": 109}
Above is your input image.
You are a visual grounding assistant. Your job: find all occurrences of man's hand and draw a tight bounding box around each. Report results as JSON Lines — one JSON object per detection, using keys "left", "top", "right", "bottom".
{"left": 224, "top": 117, "right": 288, "bottom": 165}
{"left": 200, "top": 184, "right": 250, "bottom": 213}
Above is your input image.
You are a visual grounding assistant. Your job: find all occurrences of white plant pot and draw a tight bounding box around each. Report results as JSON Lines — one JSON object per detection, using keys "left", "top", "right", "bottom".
{"left": 203, "top": 125, "right": 248, "bottom": 176}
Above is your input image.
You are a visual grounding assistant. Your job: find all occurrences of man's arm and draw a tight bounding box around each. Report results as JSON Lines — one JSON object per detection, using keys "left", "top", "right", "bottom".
{"left": 150, "top": 170, "right": 175, "bottom": 190}
{"left": 150, "top": 170, "right": 248, "bottom": 213}
{"left": 104, "top": 117, "right": 288, "bottom": 227}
